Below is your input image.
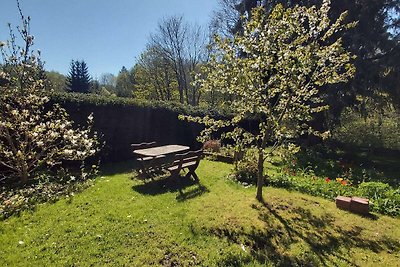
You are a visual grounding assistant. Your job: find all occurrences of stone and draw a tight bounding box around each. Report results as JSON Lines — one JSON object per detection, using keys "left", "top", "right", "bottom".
{"left": 336, "top": 196, "right": 351, "bottom": 211}
{"left": 350, "top": 197, "right": 369, "bottom": 215}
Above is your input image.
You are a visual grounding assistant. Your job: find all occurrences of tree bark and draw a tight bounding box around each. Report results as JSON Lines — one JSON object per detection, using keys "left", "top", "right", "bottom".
{"left": 19, "top": 162, "right": 29, "bottom": 184}
{"left": 256, "top": 148, "right": 264, "bottom": 201}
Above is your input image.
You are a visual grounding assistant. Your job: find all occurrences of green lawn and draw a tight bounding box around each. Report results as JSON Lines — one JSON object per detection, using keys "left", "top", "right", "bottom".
{"left": 1, "top": 160, "right": 399, "bottom": 266}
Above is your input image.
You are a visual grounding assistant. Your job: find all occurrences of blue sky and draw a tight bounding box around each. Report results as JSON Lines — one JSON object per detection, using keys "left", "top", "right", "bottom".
{"left": 0, "top": 0, "right": 218, "bottom": 78}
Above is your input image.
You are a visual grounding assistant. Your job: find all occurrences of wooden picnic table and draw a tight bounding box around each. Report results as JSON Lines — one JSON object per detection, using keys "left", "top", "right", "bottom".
{"left": 133, "top": 144, "right": 190, "bottom": 177}
{"left": 133, "top": 144, "right": 190, "bottom": 158}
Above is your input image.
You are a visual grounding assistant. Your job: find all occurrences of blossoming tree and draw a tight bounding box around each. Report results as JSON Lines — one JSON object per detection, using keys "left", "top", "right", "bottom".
{"left": 0, "top": 6, "right": 98, "bottom": 184}
{"left": 182, "top": 1, "right": 356, "bottom": 200}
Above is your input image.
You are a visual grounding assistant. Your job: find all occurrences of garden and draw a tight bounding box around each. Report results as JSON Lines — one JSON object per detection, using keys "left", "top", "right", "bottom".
{"left": 1, "top": 160, "right": 400, "bottom": 266}
{"left": 1, "top": 0, "right": 400, "bottom": 266}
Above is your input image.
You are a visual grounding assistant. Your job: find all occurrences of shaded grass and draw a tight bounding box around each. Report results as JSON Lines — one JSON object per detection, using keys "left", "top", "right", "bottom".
{"left": 0, "top": 160, "right": 399, "bottom": 266}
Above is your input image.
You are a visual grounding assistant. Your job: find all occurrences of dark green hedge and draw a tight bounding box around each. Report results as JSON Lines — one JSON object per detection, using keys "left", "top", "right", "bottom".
{"left": 51, "top": 93, "right": 228, "bottom": 118}
{"left": 51, "top": 93, "right": 226, "bottom": 162}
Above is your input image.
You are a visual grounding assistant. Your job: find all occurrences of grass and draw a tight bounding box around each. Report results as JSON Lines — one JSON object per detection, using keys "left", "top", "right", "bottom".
{"left": 1, "top": 160, "right": 400, "bottom": 266}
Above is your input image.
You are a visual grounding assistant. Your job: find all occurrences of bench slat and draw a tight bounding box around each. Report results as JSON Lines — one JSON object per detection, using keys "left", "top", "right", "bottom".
{"left": 168, "top": 150, "right": 203, "bottom": 180}
{"left": 168, "top": 161, "right": 197, "bottom": 171}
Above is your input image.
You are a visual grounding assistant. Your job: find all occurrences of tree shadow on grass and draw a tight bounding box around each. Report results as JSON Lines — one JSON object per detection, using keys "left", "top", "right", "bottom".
{"left": 132, "top": 174, "right": 209, "bottom": 201}
{"left": 212, "top": 200, "right": 400, "bottom": 266}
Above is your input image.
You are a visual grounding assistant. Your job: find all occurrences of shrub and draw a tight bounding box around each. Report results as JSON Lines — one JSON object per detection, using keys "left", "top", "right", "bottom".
{"left": 333, "top": 102, "right": 400, "bottom": 151}
{"left": 231, "top": 158, "right": 259, "bottom": 185}
{"left": 355, "top": 182, "right": 391, "bottom": 200}
{"left": 203, "top": 140, "right": 221, "bottom": 153}
{"left": 355, "top": 182, "right": 400, "bottom": 216}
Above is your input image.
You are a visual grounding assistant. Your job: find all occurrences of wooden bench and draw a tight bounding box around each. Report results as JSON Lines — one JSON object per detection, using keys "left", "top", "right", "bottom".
{"left": 167, "top": 150, "right": 203, "bottom": 181}
{"left": 131, "top": 142, "right": 166, "bottom": 174}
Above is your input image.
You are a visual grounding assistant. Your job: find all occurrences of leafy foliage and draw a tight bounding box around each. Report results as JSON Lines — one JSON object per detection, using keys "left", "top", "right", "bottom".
{"left": 183, "top": 1, "right": 355, "bottom": 200}
{"left": 134, "top": 46, "right": 179, "bottom": 101}
{"left": 51, "top": 92, "right": 228, "bottom": 118}
{"left": 202, "top": 140, "right": 221, "bottom": 153}
{"left": 333, "top": 99, "right": 400, "bottom": 150}
{"left": 115, "top": 66, "right": 135, "bottom": 97}
{"left": 232, "top": 157, "right": 259, "bottom": 184}
{"left": 45, "top": 71, "right": 67, "bottom": 92}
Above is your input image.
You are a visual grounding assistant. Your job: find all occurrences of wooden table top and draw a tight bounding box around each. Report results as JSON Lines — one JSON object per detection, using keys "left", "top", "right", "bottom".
{"left": 133, "top": 145, "right": 190, "bottom": 157}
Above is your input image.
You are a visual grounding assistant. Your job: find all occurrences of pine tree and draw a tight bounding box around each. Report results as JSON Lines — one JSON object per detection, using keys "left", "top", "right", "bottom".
{"left": 66, "top": 60, "right": 92, "bottom": 93}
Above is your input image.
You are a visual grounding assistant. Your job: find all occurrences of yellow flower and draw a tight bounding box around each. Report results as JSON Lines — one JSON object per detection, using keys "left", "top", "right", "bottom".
{"left": 336, "top": 178, "right": 343, "bottom": 182}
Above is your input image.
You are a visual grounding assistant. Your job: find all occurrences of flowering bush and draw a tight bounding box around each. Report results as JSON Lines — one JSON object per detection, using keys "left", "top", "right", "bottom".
{"left": 0, "top": 5, "right": 98, "bottom": 184}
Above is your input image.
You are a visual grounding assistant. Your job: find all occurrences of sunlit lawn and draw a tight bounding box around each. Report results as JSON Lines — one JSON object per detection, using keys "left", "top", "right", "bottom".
{"left": 1, "top": 160, "right": 399, "bottom": 266}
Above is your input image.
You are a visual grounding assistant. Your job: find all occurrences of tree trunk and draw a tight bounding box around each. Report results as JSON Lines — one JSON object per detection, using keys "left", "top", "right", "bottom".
{"left": 19, "top": 162, "right": 29, "bottom": 184}
{"left": 256, "top": 148, "right": 264, "bottom": 201}
{"left": 178, "top": 83, "right": 184, "bottom": 103}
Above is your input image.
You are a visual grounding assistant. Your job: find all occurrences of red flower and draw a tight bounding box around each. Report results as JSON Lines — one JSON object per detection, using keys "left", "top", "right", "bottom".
{"left": 341, "top": 180, "right": 348, "bottom": 186}
{"left": 325, "top": 177, "right": 331, "bottom": 183}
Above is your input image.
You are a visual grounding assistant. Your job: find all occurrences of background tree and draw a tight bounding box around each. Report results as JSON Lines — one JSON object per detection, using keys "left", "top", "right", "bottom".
{"left": 45, "top": 71, "right": 66, "bottom": 92}
{"left": 99, "top": 73, "right": 116, "bottom": 89}
{"left": 134, "top": 46, "right": 178, "bottom": 101}
{"left": 66, "top": 60, "right": 92, "bottom": 93}
{"left": 149, "top": 15, "right": 208, "bottom": 105}
{"left": 89, "top": 79, "right": 100, "bottom": 94}
{"left": 210, "top": 0, "right": 251, "bottom": 38}
{"left": 115, "top": 66, "right": 135, "bottom": 97}
{"left": 183, "top": 1, "right": 355, "bottom": 201}
{"left": 97, "top": 73, "right": 116, "bottom": 96}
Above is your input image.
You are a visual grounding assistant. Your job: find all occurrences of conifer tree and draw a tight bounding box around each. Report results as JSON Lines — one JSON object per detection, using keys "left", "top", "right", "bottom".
{"left": 66, "top": 60, "right": 91, "bottom": 93}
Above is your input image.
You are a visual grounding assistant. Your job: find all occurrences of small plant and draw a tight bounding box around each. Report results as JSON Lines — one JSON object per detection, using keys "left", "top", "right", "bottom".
{"left": 356, "top": 182, "right": 391, "bottom": 200}
{"left": 202, "top": 140, "right": 221, "bottom": 153}
{"left": 232, "top": 159, "right": 259, "bottom": 184}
